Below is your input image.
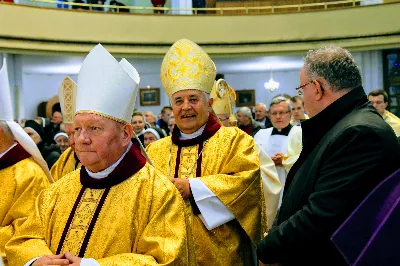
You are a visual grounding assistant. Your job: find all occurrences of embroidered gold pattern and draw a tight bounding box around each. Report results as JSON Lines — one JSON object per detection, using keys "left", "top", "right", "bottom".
{"left": 60, "top": 189, "right": 105, "bottom": 254}
{"left": 59, "top": 77, "right": 77, "bottom": 124}
{"left": 160, "top": 39, "right": 216, "bottom": 97}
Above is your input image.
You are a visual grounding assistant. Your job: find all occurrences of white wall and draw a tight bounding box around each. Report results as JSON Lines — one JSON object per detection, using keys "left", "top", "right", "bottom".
{"left": 5, "top": 50, "right": 384, "bottom": 119}
{"left": 21, "top": 74, "right": 77, "bottom": 119}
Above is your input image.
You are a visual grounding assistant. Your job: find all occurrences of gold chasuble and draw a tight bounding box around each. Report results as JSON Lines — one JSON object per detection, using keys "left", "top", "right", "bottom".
{"left": 147, "top": 114, "right": 265, "bottom": 266}
{"left": 0, "top": 144, "right": 50, "bottom": 264}
{"left": 6, "top": 142, "right": 188, "bottom": 266}
{"left": 50, "top": 147, "right": 81, "bottom": 181}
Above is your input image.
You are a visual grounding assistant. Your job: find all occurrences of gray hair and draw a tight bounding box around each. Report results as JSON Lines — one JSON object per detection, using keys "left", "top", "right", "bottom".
{"left": 304, "top": 45, "right": 362, "bottom": 92}
{"left": 144, "top": 111, "right": 158, "bottom": 121}
{"left": 256, "top": 103, "right": 268, "bottom": 111}
{"left": 0, "top": 121, "right": 14, "bottom": 139}
{"left": 270, "top": 97, "right": 292, "bottom": 112}
{"left": 237, "top": 107, "right": 252, "bottom": 118}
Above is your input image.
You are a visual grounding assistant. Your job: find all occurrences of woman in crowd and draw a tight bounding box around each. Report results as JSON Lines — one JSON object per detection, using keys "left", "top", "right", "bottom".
{"left": 24, "top": 120, "right": 61, "bottom": 168}
{"left": 143, "top": 127, "right": 165, "bottom": 147}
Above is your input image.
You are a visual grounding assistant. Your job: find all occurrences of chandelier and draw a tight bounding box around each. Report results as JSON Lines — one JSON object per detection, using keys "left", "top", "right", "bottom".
{"left": 264, "top": 71, "right": 280, "bottom": 92}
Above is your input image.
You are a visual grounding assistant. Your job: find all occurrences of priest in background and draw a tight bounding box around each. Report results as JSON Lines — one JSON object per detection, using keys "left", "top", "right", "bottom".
{"left": 147, "top": 39, "right": 265, "bottom": 266}
{"left": 254, "top": 96, "right": 302, "bottom": 206}
{"left": 50, "top": 77, "right": 81, "bottom": 181}
{"left": 6, "top": 44, "right": 189, "bottom": 266}
{"left": 0, "top": 57, "right": 53, "bottom": 265}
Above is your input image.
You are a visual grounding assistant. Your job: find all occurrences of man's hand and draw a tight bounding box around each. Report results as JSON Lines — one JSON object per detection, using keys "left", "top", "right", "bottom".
{"left": 65, "top": 252, "right": 82, "bottom": 266}
{"left": 32, "top": 254, "right": 69, "bottom": 266}
{"left": 169, "top": 178, "right": 191, "bottom": 200}
{"left": 271, "top": 153, "right": 284, "bottom": 166}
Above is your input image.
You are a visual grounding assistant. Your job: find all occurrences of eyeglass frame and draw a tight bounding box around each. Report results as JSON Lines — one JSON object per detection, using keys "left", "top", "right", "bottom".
{"left": 295, "top": 80, "right": 325, "bottom": 96}
{"left": 270, "top": 111, "right": 291, "bottom": 117}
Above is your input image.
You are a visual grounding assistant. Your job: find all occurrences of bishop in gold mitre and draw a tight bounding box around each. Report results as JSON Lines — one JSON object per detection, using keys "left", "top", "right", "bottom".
{"left": 147, "top": 39, "right": 266, "bottom": 266}
{"left": 50, "top": 77, "right": 81, "bottom": 181}
{"left": 0, "top": 57, "right": 52, "bottom": 266}
{"left": 6, "top": 44, "right": 189, "bottom": 266}
{"left": 211, "top": 79, "right": 281, "bottom": 230}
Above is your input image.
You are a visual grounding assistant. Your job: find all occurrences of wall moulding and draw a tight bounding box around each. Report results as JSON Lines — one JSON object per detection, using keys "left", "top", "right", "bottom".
{"left": 0, "top": 2, "right": 399, "bottom": 55}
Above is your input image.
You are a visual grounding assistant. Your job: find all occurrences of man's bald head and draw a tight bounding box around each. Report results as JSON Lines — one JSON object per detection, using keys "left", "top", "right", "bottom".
{"left": 255, "top": 103, "right": 268, "bottom": 121}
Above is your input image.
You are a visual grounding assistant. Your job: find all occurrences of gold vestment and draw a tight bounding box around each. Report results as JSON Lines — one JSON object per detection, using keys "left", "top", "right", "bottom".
{"left": 6, "top": 160, "right": 189, "bottom": 266}
{"left": 0, "top": 157, "right": 49, "bottom": 264}
{"left": 50, "top": 147, "right": 81, "bottom": 181}
{"left": 147, "top": 121, "right": 265, "bottom": 266}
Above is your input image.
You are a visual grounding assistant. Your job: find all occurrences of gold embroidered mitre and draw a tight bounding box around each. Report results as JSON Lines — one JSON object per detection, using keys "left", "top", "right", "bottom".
{"left": 210, "top": 79, "right": 237, "bottom": 115}
{"left": 58, "top": 77, "right": 77, "bottom": 124}
{"left": 160, "top": 39, "right": 216, "bottom": 98}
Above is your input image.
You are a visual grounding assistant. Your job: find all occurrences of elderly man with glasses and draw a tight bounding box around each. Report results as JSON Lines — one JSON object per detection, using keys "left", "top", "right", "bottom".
{"left": 254, "top": 97, "right": 302, "bottom": 207}
{"left": 257, "top": 45, "right": 400, "bottom": 266}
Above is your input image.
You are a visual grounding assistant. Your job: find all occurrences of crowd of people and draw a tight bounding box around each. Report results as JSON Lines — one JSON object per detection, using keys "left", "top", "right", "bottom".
{"left": 1, "top": 40, "right": 400, "bottom": 266}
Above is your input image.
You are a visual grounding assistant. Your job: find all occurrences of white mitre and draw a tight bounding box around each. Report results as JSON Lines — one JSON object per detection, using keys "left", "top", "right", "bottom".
{"left": 0, "top": 57, "right": 53, "bottom": 183}
{"left": 75, "top": 44, "right": 140, "bottom": 124}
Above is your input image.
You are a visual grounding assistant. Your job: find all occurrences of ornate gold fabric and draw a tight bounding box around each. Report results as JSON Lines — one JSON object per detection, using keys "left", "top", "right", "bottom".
{"left": 0, "top": 158, "right": 50, "bottom": 264}
{"left": 160, "top": 39, "right": 216, "bottom": 98}
{"left": 58, "top": 77, "right": 77, "bottom": 124}
{"left": 50, "top": 147, "right": 81, "bottom": 182}
{"left": 147, "top": 127, "right": 265, "bottom": 266}
{"left": 6, "top": 163, "right": 189, "bottom": 266}
{"left": 383, "top": 110, "right": 400, "bottom": 137}
{"left": 210, "top": 79, "right": 236, "bottom": 116}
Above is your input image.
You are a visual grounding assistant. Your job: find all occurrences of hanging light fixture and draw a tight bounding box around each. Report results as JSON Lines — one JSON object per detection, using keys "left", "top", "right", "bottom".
{"left": 264, "top": 71, "right": 280, "bottom": 92}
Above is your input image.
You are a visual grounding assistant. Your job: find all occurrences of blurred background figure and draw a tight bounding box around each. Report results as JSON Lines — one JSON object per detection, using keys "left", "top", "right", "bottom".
{"left": 156, "top": 106, "right": 172, "bottom": 135}
{"left": 168, "top": 115, "right": 175, "bottom": 135}
{"left": 143, "top": 127, "right": 165, "bottom": 147}
{"left": 131, "top": 110, "right": 146, "bottom": 144}
{"left": 290, "top": 96, "right": 309, "bottom": 126}
{"left": 44, "top": 110, "right": 63, "bottom": 141}
{"left": 54, "top": 131, "right": 69, "bottom": 153}
{"left": 368, "top": 89, "right": 400, "bottom": 136}
{"left": 255, "top": 103, "right": 272, "bottom": 128}
{"left": 151, "top": 0, "right": 166, "bottom": 13}
{"left": 237, "top": 106, "right": 264, "bottom": 137}
{"left": 24, "top": 120, "right": 61, "bottom": 168}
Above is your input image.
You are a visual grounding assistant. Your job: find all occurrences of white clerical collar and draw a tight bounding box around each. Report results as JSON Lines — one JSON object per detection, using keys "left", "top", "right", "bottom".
{"left": 0, "top": 142, "right": 17, "bottom": 159}
{"left": 180, "top": 123, "right": 207, "bottom": 140}
{"left": 85, "top": 142, "right": 132, "bottom": 179}
{"left": 136, "top": 129, "right": 145, "bottom": 137}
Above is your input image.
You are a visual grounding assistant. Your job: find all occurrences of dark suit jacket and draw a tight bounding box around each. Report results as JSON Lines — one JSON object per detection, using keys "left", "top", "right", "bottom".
{"left": 257, "top": 86, "right": 400, "bottom": 266}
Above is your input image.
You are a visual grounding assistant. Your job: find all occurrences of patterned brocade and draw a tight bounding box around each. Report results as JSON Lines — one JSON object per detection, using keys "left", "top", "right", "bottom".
{"left": 147, "top": 126, "right": 265, "bottom": 266}
{"left": 50, "top": 147, "right": 81, "bottom": 181}
{"left": 6, "top": 163, "right": 189, "bottom": 266}
{"left": 0, "top": 158, "right": 50, "bottom": 263}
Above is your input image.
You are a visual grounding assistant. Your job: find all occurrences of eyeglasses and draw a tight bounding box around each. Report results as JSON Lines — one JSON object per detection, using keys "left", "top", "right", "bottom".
{"left": 270, "top": 111, "right": 290, "bottom": 117}
{"left": 295, "top": 81, "right": 313, "bottom": 95}
{"left": 295, "top": 80, "right": 325, "bottom": 96}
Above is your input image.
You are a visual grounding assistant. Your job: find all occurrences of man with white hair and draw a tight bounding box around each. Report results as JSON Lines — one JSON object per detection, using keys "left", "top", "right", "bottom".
{"left": 237, "top": 106, "right": 264, "bottom": 137}
{"left": 6, "top": 44, "right": 189, "bottom": 266}
{"left": 147, "top": 39, "right": 265, "bottom": 266}
{"left": 254, "top": 97, "right": 302, "bottom": 205}
{"left": 0, "top": 57, "right": 52, "bottom": 265}
{"left": 255, "top": 103, "right": 272, "bottom": 128}
{"left": 50, "top": 77, "right": 81, "bottom": 181}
